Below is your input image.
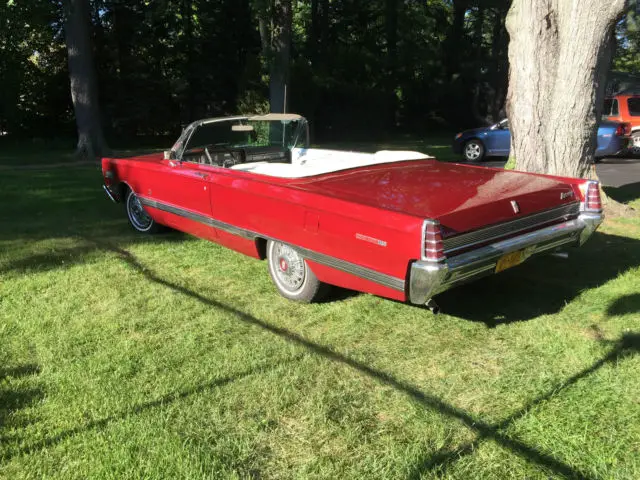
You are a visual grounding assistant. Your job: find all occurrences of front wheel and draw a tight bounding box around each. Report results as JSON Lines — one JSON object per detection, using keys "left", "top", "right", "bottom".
{"left": 266, "top": 240, "right": 329, "bottom": 302}
{"left": 463, "top": 139, "right": 485, "bottom": 162}
{"left": 126, "top": 190, "right": 160, "bottom": 234}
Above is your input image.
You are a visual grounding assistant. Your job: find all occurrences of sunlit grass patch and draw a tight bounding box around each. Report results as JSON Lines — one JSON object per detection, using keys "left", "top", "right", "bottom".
{"left": 0, "top": 163, "right": 639, "bottom": 479}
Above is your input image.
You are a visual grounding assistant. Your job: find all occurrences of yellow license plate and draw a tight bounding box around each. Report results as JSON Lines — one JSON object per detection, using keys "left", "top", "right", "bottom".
{"left": 495, "top": 250, "right": 526, "bottom": 273}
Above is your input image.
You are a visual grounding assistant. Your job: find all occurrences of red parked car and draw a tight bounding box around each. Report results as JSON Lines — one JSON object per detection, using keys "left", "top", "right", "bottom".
{"left": 101, "top": 114, "right": 603, "bottom": 311}
{"left": 602, "top": 93, "right": 640, "bottom": 155}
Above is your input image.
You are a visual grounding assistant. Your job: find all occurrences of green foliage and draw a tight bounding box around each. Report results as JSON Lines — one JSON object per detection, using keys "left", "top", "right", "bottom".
{"left": 1, "top": 0, "right": 516, "bottom": 140}
{"left": 614, "top": 11, "right": 640, "bottom": 74}
{"left": 2, "top": 0, "right": 638, "bottom": 142}
{"left": 504, "top": 155, "right": 516, "bottom": 170}
{"left": 0, "top": 0, "right": 70, "bottom": 135}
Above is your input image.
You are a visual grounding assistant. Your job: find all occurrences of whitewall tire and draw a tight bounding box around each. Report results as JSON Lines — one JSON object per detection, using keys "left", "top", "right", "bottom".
{"left": 266, "top": 240, "right": 329, "bottom": 302}
{"left": 125, "top": 190, "right": 160, "bottom": 234}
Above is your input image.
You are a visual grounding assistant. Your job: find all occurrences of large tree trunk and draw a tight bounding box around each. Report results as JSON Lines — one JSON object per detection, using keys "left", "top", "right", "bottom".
{"left": 269, "top": 0, "right": 292, "bottom": 113}
{"left": 505, "top": 0, "right": 626, "bottom": 178}
{"left": 63, "top": 0, "right": 107, "bottom": 161}
{"left": 252, "top": 0, "right": 271, "bottom": 60}
{"left": 489, "top": 4, "right": 509, "bottom": 123}
{"left": 385, "top": 0, "right": 398, "bottom": 127}
{"left": 182, "top": 0, "right": 197, "bottom": 121}
{"left": 445, "top": 0, "right": 469, "bottom": 81}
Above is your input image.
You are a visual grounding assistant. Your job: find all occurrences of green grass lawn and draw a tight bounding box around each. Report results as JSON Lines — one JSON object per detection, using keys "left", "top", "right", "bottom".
{"left": 1, "top": 153, "right": 639, "bottom": 479}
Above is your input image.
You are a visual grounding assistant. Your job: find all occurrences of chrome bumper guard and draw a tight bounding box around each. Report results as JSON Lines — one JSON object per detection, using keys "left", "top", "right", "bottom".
{"left": 409, "top": 212, "right": 603, "bottom": 305}
{"left": 103, "top": 184, "right": 118, "bottom": 203}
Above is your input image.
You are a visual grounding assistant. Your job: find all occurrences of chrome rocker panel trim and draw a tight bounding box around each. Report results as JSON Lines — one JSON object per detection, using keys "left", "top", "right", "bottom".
{"left": 409, "top": 212, "right": 603, "bottom": 305}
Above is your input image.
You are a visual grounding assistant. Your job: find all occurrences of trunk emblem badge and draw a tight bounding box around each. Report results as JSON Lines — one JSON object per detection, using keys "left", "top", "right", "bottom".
{"left": 560, "top": 191, "right": 574, "bottom": 200}
{"left": 510, "top": 200, "right": 520, "bottom": 214}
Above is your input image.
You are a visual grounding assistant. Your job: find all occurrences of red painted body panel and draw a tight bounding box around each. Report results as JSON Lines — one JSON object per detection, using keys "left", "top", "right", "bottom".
{"left": 101, "top": 151, "right": 584, "bottom": 302}
{"left": 290, "top": 160, "right": 577, "bottom": 235}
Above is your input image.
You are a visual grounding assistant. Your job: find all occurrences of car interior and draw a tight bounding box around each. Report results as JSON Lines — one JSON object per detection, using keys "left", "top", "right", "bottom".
{"left": 173, "top": 116, "right": 431, "bottom": 178}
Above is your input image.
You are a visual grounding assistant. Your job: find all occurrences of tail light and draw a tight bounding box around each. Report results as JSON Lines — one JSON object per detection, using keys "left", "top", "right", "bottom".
{"left": 423, "top": 220, "right": 446, "bottom": 262}
{"left": 584, "top": 181, "right": 602, "bottom": 212}
{"left": 614, "top": 123, "right": 632, "bottom": 136}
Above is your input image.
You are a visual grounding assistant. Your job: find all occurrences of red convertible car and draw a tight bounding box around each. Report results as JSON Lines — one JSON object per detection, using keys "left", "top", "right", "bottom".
{"left": 102, "top": 114, "right": 603, "bottom": 311}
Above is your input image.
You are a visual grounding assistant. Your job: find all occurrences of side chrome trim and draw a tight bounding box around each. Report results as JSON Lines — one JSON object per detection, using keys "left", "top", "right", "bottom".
{"left": 138, "top": 196, "right": 406, "bottom": 292}
{"left": 293, "top": 245, "right": 405, "bottom": 291}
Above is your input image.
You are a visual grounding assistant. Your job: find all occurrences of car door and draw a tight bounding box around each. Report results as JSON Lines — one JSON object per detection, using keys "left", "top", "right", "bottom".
{"left": 485, "top": 120, "right": 511, "bottom": 155}
{"left": 141, "top": 159, "right": 218, "bottom": 241}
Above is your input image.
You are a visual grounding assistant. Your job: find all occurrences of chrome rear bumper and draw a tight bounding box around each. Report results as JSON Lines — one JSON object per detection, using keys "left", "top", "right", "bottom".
{"left": 409, "top": 212, "right": 603, "bottom": 305}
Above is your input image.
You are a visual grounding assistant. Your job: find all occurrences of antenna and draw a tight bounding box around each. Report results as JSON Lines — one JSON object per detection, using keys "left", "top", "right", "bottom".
{"left": 283, "top": 84, "right": 288, "bottom": 114}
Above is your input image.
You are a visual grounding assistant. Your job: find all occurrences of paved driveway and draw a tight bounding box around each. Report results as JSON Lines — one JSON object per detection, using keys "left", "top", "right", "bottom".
{"left": 594, "top": 157, "right": 640, "bottom": 188}
{"left": 480, "top": 157, "right": 640, "bottom": 188}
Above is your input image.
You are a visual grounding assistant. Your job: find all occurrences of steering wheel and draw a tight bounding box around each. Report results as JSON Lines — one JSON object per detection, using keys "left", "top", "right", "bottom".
{"left": 204, "top": 147, "right": 213, "bottom": 164}
{"left": 223, "top": 157, "right": 240, "bottom": 168}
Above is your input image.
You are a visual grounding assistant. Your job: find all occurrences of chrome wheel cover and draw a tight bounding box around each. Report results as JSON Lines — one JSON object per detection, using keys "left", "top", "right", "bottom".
{"left": 127, "top": 193, "right": 153, "bottom": 231}
{"left": 631, "top": 134, "right": 640, "bottom": 155}
{"left": 272, "top": 243, "right": 306, "bottom": 292}
{"left": 465, "top": 142, "right": 481, "bottom": 160}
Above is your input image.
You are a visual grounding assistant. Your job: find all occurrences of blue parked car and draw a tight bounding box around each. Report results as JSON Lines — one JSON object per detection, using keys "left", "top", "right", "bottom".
{"left": 452, "top": 119, "right": 630, "bottom": 162}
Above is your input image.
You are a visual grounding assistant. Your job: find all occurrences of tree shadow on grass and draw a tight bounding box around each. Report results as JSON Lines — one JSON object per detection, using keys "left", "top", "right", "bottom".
{"left": 4, "top": 237, "right": 625, "bottom": 480}
{"left": 607, "top": 293, "right": 640, "bottom": 316}
{"left": 406, "top": 332, "right": 640, "bottom": 479}
{"left": 0, "top": 356, "right": 302, "bottom": 462}
{"left": 435, "top": 230, "right": 640, "bottom": 326}
{"left": 0, "top": 364, "right": 42, "bottom": 440}
{"left": 604, "top": 181, "right": 640, "bottom": 204}
{"left": 0, "top": 231, "right": 188, "bottom": 276}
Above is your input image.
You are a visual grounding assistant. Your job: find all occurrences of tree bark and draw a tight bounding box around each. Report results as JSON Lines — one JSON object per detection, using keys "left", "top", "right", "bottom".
{"left": 252, "top": 0, "right": 271, "bottom": 59}
{"left": 489, "top": 4, "right": 509, "bottom": 123}
{"left": 505, "top": 0, "right": 626, "bottom": 178}
{"left": 310, "top": 0, "right": 329, "bottom": 63}
{"left": 385, "top": 0, "right": 398, "bottom": 127}
{"left": 63, "top": 0, "right": 107, "bottom": 161}
{"left": 269, "top": 0, "right": 292, "bottom": 113}
{"left": 445, "top": 0, "right": 469, "bottom": 81}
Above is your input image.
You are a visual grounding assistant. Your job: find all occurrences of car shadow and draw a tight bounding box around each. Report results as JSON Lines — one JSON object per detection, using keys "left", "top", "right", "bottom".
{"left": 434, "top": 230, "right": 640, "bottom": 326}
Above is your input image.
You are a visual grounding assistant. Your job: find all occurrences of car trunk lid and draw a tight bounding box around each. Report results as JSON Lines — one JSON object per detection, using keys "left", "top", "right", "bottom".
{"left": 293, "top": 160, "right": 578, "bottom": 235}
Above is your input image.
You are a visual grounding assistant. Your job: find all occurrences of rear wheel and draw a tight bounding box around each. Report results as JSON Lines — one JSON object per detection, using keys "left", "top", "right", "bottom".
{"left": 463, "top": 139, "right": 485, "bottom": 162}
{"left": 629, "top": 131, "right": 640, "bottom": 157}
{"left": 126, "top": 190, "right": 160, "bottom": 234}
{"left": 266, "top": 240, "right": 329, "bottom": 302}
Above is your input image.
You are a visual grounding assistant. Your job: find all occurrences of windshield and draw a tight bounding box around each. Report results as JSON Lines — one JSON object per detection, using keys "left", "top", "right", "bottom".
{"left": 172, "top": 116, "right": 309, "bottom": 159}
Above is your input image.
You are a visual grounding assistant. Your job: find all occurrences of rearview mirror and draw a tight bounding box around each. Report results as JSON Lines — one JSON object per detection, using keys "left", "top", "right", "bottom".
{"left": 232, "top": 125, "right": 254, "bottom": 132}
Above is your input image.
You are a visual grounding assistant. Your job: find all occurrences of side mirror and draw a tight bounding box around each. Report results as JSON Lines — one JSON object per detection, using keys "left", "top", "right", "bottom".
{"left": 163, "top": 150, "right": 173, "bottom": 160}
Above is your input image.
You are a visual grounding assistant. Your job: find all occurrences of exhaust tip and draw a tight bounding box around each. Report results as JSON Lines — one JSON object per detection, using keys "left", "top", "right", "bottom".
{"left": 425, "top": 298, "right": 440, "bottom": 315}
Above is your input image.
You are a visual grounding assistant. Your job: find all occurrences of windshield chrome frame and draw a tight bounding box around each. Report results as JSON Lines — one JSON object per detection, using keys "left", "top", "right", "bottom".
{"left": 170, "top": 115, "right": 309, "bottom": 161}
